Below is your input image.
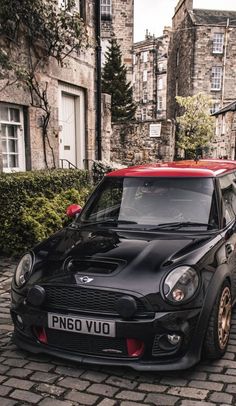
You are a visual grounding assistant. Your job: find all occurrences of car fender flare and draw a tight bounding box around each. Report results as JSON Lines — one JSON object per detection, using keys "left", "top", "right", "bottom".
{"left": 188, "top": 263, "right": 231, "bottom": 359}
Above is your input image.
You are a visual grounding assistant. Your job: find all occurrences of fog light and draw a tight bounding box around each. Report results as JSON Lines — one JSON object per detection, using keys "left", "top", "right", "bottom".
{"left": 167, "top": 334, "right": 181, "bottom": 346}
{"left": 126, "top": 338, "right": 144, "bottom": 357}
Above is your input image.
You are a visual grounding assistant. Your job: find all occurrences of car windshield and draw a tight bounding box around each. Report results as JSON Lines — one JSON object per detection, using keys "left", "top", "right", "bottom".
{"left": 79, "top": 177, "right": 218, "bottom": 231}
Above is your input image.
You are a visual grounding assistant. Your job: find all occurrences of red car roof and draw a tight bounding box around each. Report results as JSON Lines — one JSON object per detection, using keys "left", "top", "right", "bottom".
{"left": 106, "top": 159, "right": 236, "bottom": 178}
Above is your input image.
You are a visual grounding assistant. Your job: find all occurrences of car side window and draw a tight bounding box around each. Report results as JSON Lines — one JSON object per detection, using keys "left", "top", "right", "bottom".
{"left": 219, "top": 174, "right": 236, "bottom": 225}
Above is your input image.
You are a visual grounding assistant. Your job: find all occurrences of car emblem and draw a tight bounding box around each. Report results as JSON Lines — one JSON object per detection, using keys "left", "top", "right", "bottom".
{"left": 79, "top": 276, "right": 94, "bottom": 284}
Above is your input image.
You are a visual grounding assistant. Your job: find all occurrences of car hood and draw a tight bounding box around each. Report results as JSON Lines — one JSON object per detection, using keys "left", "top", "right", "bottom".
{"left": 32, "top": 226, "right": 215, "bottom": 295}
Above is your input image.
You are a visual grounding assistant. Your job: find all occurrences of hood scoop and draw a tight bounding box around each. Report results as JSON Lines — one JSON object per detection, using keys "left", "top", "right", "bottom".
{"left": 67, "top": 258, "right": 120, "bottom": 275}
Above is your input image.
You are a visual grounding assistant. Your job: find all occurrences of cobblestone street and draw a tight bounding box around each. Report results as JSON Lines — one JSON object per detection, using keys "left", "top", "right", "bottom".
{"left": 1, "top": 257, "right": 236, "bottom": 406}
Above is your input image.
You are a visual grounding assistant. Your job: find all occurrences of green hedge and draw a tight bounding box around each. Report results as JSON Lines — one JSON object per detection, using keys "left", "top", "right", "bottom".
{"left": 0, "top": 169, "right": 93, "bottom": 255}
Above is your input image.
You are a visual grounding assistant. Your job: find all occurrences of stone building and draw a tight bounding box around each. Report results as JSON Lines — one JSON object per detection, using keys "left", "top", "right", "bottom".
{"left": 167, "top": 0, "right": 236, "bottom": 120}
{"left": 133, "top": 28, "right": 171, "bottom": 122}
{"left": 0, "top": 0, "right": 98, "bottom": 173}
{"left": 212, "top": 101, "right": 236, "bottom": 160}
{"left": 100, "top": 0, "right": 134, "bottom": 80}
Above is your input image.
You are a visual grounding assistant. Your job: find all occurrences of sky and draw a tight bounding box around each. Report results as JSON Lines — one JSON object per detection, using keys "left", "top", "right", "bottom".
{"left": 134, "top": 0, "right": 236, "bottom": 41}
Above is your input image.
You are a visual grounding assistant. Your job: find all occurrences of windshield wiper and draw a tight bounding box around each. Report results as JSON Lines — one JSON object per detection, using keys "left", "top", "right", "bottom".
{"left": 79, "top": 219, "right": 137, "bottom": 227}
{"left": 146, "top": 221, "right": 216, "bottom": 231}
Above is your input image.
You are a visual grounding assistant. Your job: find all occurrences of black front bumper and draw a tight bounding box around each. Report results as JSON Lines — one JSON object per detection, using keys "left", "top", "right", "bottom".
{"left": 11, "top": 290, "right": 203, "bottom": 371}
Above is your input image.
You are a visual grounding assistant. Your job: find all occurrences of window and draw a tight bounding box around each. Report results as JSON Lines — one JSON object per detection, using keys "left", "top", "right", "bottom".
{"left": 143, "top": 70, "right": 147, "bottom": 82}
{"left": 213, "top": 33, "right": 224, "bottom": 54}
{"left": 142, "top": 51, "right": 148, "bottom": 63}
{"left": 157, "top": 96, "right": 163, "bottom": 111}
{"left": 143, "top": 90, "right": 148, "bottom": 103}
{"left": 142, "top": 108, "right": 147, "bottom": 121}
{"left": 219, "top": 174, "right": 236, "bottom": 225}
{"left": 0, "top": 104, "right": 25, "bottom": 172}
{"left": 158, "top": 78, "right": 163, "bottom": 90}
{"left": 211, "top": 66, "right": 222, "bottom": 91}
{"left": 210, "top": 103, "right": 220, "bottom": 114}
{"left": 101, "top": 0, "right": 112, "bottom": 19}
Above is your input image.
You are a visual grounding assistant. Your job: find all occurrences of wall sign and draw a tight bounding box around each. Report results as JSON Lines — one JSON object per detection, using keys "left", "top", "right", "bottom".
{"left": 149, "top": 123, "right": 161, "bottom": 138}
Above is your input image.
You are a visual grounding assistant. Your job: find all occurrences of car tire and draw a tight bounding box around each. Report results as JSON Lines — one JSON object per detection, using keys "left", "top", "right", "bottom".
{"left": 203, "top": 280, "right": 232, "bottom": 359}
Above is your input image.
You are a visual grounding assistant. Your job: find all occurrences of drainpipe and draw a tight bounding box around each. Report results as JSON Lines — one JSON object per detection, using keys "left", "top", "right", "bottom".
{"left": 95, "top": 0, "right": 102, "bottom": 160}
{"left": 221, "top": 18, "right": 230, "bottom": 108}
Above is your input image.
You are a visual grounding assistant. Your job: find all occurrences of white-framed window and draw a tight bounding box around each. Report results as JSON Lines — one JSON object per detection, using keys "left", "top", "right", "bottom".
{"left": 143, "top": 70, "right": 148, "bottom": 82}
{"left": 142, "top": 51, "right": 148, "bottom": 63}
{"left": 143, "top": 90, "right": 148, "bottom": 103}
{"left": 0, "top": 104, "right": 25, "bottom": 172}
{"left": 142, "top": 108, "right": 147, "bottom": 121}
{"left": 101, "top": 0, "right": 112, "bottom": 18}
{"left": 213, "top": 33, "right": 224, "bottom": 54}
{"left": 157, "top": 96, "right": 163, "bottom": 111}
{"left": 133, "top": 54, "right": 136, "bottom": 65}
{"left": 210, "top": 103, "right": 220, "bottom": 114}
{"left": 211, "top": 66, "right": 222, "bottom": 91}
{"left": 158, "top": 78, "right": 163, "bottom": 90}
{"left": 158, "top": 63, "right": 163, "bottom": 72}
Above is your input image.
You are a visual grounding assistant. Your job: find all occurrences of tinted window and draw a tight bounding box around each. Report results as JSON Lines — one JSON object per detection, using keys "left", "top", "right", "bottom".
{"left": 80, "top": 177, "right": 218, "bottom": 230}
{"left": 219, "top": 173, "right": 236, "bottom": 225}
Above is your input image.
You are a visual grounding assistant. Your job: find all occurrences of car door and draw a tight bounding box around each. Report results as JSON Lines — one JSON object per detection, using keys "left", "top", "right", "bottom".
{"left": 218, "top": 173, "right": 236, "bottom": 298}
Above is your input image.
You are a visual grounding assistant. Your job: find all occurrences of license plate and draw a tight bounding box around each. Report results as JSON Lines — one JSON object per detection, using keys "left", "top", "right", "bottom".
{"left": 48, "top": 313, "right": 116, "bottom": 337}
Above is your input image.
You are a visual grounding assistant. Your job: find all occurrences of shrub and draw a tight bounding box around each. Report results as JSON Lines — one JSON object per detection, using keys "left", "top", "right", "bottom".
{"left": 0, "top": 169, "right": 92, "bottom": 255}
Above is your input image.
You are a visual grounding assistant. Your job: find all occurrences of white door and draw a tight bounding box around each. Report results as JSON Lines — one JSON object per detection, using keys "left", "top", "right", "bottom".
{"left": 59, "top": 93, "right": 76, "bottom": 167}
{"left": 59, "top": 85, "right": 86, "bottom": 169}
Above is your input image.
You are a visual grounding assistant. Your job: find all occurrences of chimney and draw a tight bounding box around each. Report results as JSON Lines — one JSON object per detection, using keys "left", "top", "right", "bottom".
{"left": 172, "top": 0, "right": 193, "bottom": 29}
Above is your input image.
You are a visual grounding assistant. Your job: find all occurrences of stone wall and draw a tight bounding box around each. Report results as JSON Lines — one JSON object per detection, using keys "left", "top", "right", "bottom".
{"left": 101, "top": 0, "right": 134, "bottom": 81}
{"left": 0, "top": 0, "right": 97, "bottom": 171}
{"left": 111, "top": 120, "right": 175, "bottom": 165}
{"left": 212, "top": 110, "right": 236, "bottom": 159}
{"left": 101, "top": 93, "right": 112, "bottom": 162}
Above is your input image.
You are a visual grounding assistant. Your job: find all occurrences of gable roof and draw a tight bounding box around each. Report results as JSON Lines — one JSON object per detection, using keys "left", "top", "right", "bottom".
{"left": 212, "top": 100, "right": 236, "bottom": 116}
{"left": 191, "top": 9, "right": 236, "bottom": 26}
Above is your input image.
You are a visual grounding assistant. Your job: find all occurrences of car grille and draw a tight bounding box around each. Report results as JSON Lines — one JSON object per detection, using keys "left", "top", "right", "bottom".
{"left": 46, "top": 328, "right": 128, "bottom": 357}
{"left": 42, "top": 285, "right": 148, "bottom": 316}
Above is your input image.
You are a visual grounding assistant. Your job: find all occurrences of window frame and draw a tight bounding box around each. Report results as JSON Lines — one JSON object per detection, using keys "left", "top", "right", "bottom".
{"left": 213, "top": 33, "right": 224, "bottom": 54}
{"left": 101, "top": 0, "right": 112, "bottom": 20}
{"left": 211, "top": 66, "right": 222, "bottom": 91}
{"left": 0, "top": 104, "right": 25, "bottom": 173}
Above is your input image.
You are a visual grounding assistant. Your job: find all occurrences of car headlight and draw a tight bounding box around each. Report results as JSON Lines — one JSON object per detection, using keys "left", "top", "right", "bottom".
{"left": 15, "top": 253, "right": 34, "bottom": 288}
{"left": 163, "top": 266, "right": 199, "bottom": 304}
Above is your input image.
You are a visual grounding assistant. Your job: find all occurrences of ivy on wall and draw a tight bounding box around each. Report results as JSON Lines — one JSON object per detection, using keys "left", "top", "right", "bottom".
{"left": 0, "top": 0, "right": 89, "bottom": 167}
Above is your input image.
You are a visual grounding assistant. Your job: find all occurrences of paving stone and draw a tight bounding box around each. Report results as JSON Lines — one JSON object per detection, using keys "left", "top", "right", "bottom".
{"left": 0, "top": 386, "right": 12, "bottom": 397}
{"left": 58, "top": 376, "right": 90, "bottom": 391}
{"left": 55, "top": 365, "right": 84, "bottom": 377}
{"left": 168, "top": 387, "right": 209, "bottom": 400}
{"left": 115, "top": 390, "right": 145, "bottom": 401}
{"left": 145, "top": 393, "right": 179, "bottom": 405}
{"left": 121, "top": 403, "right": 151, "bottom": 406}
{"left": 10, "top": 389, "right": 42, "bottom": 404}
{"left": 39, "top": 399, "right": 73, "bottom": 406}
{"left": 97, "top": 400, "right": 117, "bottom": 406}
{"left": 65, "top": 389, "right": 99, "bottom": 404}
{"left": 25, "top": 361, "right": 54, "bottom": 372}
{"left": 6, "top": 367, "right": 32, "bottom": 378}
{"left": 180, "top": 401, "right": 216, "bottom": 406}
{"left": 160, "top": 377, "right": 188, "bottom": 386}
{"left": 81, "top": 370, "right": 108, "bottom": 383}
{"left": 138, "top": 383, "right": 167, "bottom": 392}
{"left": 209, "top": 373, "right": 236, "bottom": 383}
{"left": 106, "top": 375, "right": 137, "bottom": 389}
{"left": 3, "top": 357, "right": 28, "bottom": 368}
{"left": 3, "top": 377, "right": 35, "bottom": 390}
{"left": 0, "top": 397, "right": 17, "bottom": 406}
{"left": 36, "top": 383, "right": 65, "bottom": 396}
{"left": 30, "top": 371, "right": 58, "bottom": 383}
{"left": 209, "top": 392, "right": 233, "bottom": 404}
{"left": 88, "top": 383, "right": 119, "bottom": 397}
{"left": 188, "top": 380, "right": 223, "bottom": 391}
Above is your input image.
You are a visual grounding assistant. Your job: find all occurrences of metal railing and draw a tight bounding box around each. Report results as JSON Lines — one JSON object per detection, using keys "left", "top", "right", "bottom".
{"left": 59, "top": 159, "right": 78, "bottom": 169}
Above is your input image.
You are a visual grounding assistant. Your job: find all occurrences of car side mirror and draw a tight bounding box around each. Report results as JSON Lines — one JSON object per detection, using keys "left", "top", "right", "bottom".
{"left": 66, "top": 204, "right": 82, "bottom": 218}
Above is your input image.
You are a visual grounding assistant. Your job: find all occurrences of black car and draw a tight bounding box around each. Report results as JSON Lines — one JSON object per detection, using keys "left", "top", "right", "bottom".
{"left": 11, "top": 159, "right": 236, "bottom": 370}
